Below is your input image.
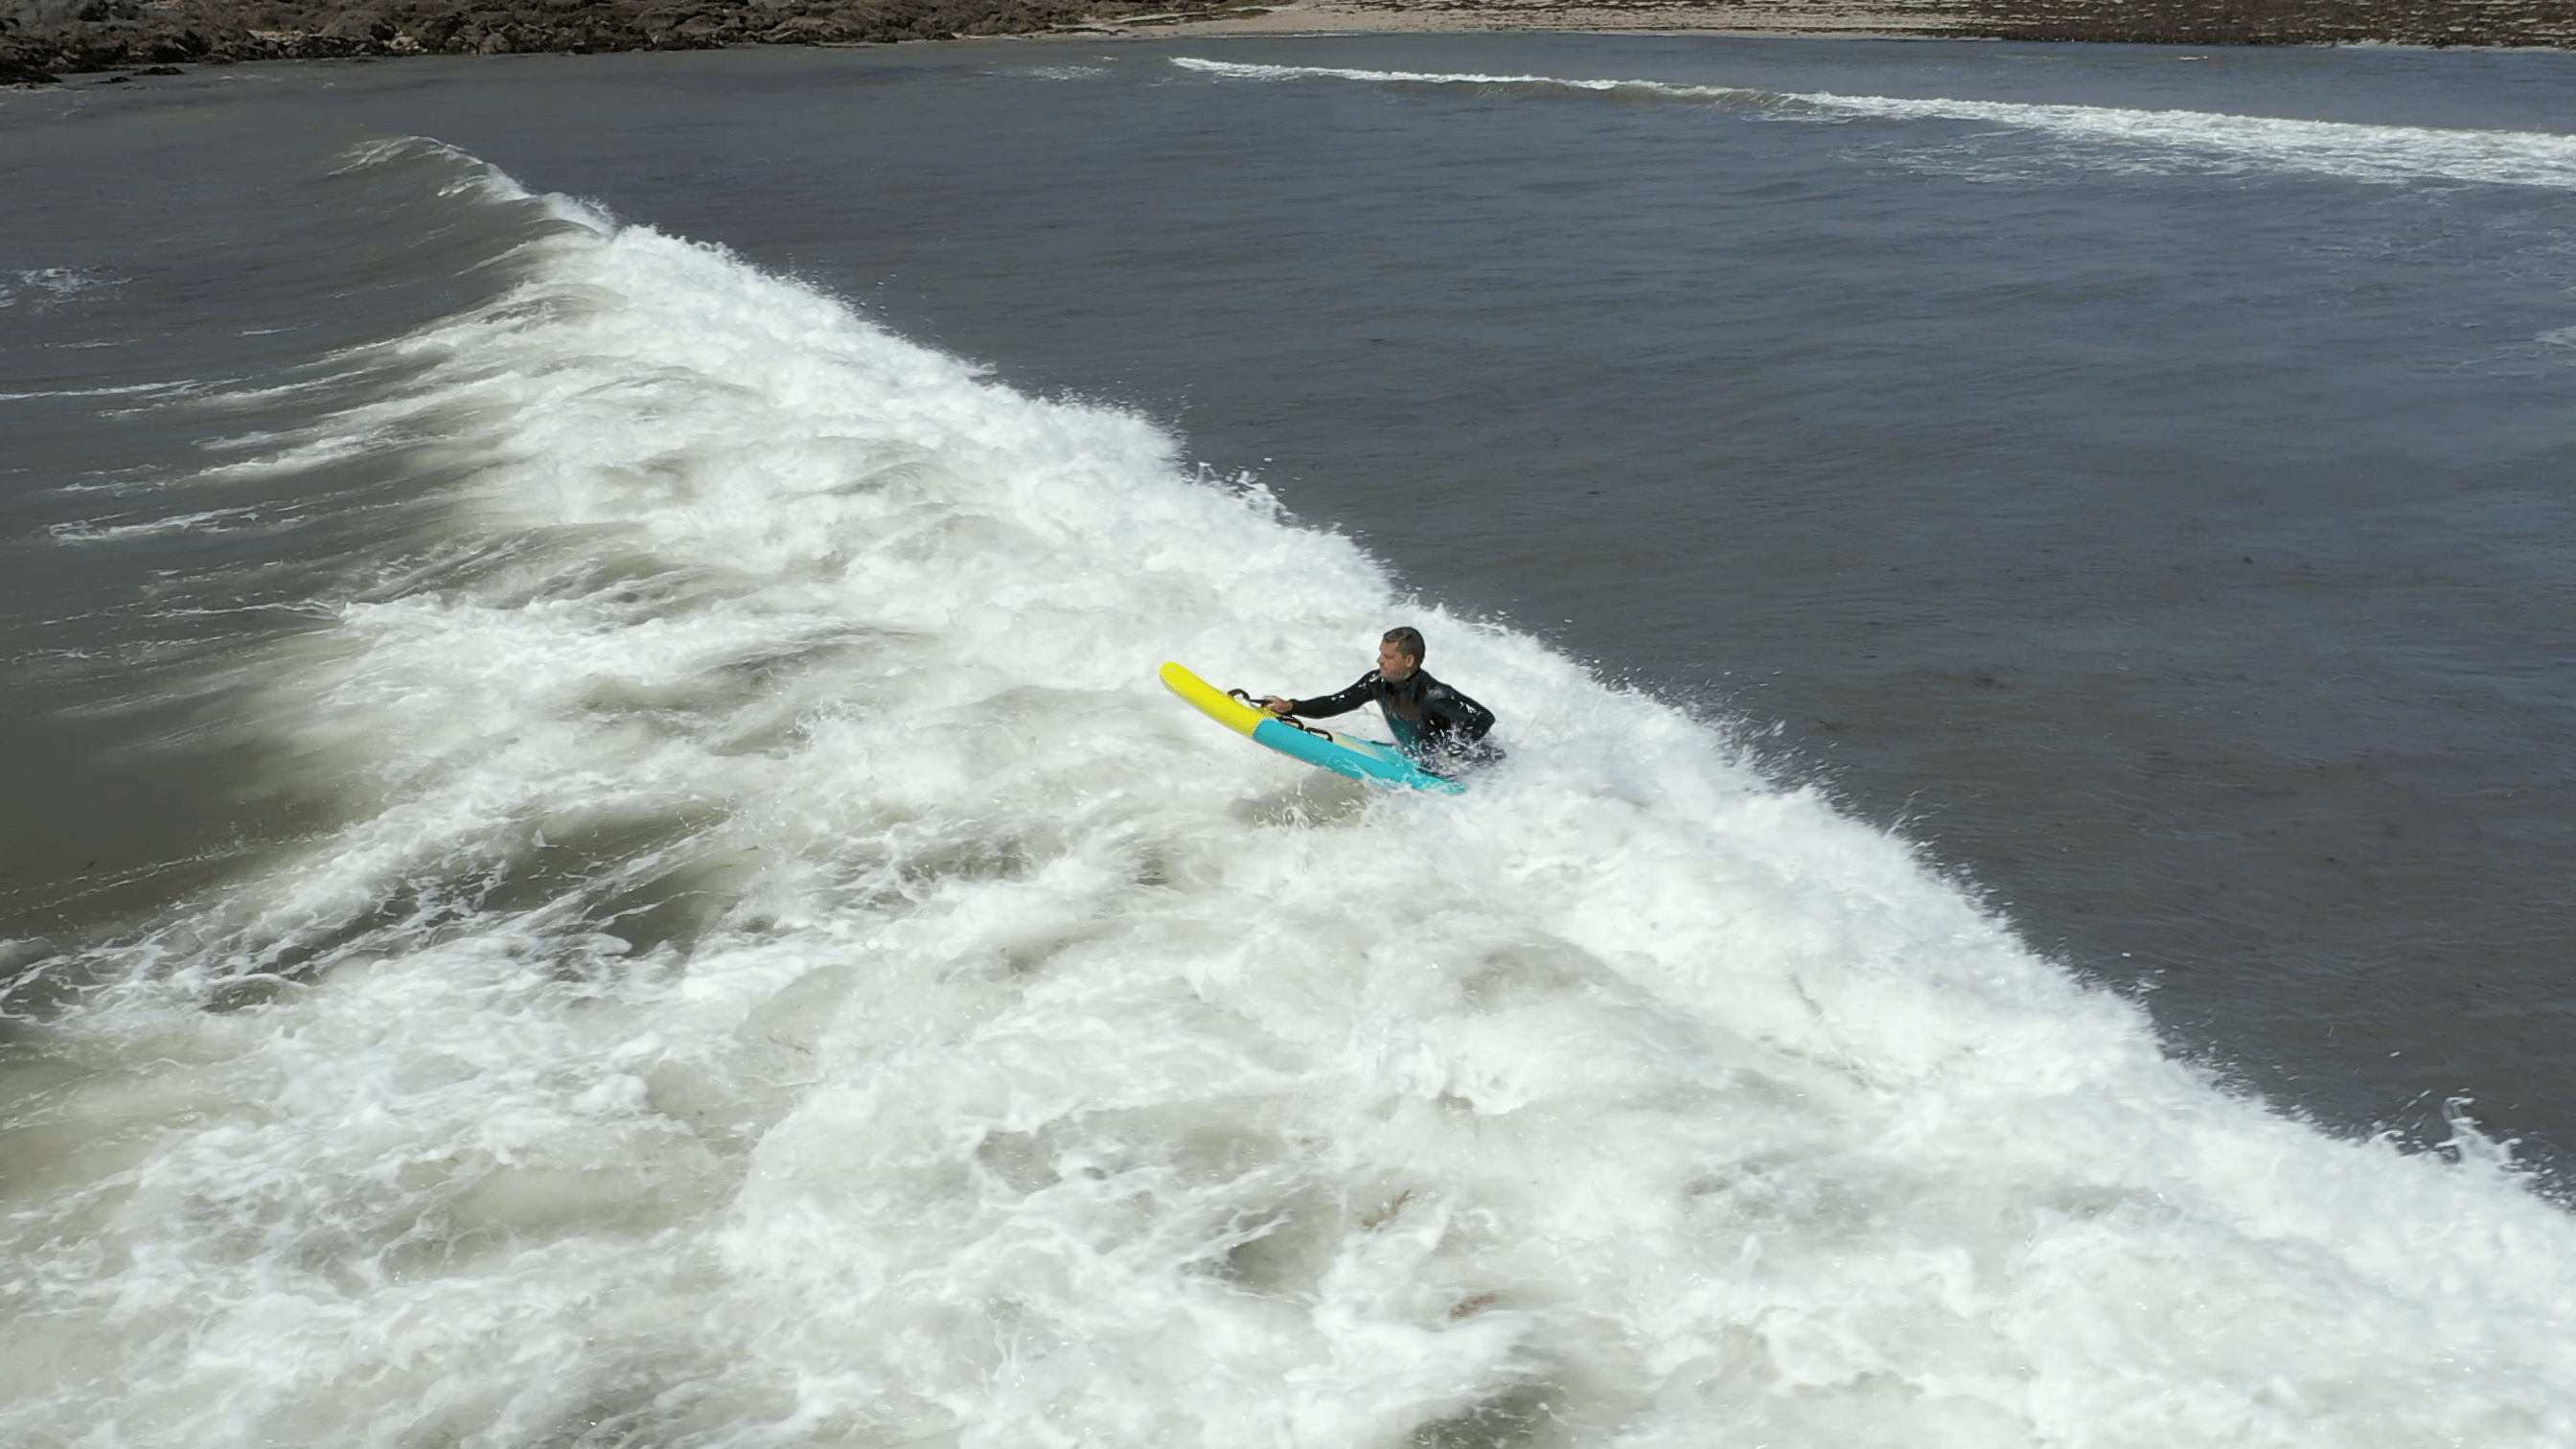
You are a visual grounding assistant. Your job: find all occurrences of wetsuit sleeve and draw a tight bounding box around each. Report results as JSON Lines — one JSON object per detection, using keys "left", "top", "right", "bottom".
{"left": 1291, "top": 673, "right": 1378, "bottom": 720}
{"left": 1424, "top": 683, "right": 1496, "bottom": 743}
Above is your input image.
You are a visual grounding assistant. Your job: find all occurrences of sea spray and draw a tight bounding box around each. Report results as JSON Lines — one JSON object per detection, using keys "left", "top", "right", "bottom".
{"left": 2, "top": 139, "right": 2573, "bottom": 1449}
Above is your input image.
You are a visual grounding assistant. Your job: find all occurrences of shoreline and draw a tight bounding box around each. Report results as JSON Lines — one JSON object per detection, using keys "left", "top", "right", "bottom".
{"left": 6, "top": 0, "right": 2572, "bottom": 87}
{"left": 1065, "top": 0, "right": 1966, "bottom": 39}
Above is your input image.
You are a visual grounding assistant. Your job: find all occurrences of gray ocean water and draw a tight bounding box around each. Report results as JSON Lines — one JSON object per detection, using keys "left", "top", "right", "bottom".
{"left": 8, "top": 34, "right": 2576, "bottom": 1446}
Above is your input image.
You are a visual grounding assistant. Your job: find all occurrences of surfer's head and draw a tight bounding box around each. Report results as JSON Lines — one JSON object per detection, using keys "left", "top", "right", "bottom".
{"left": 1379, "top": 627, "right": 1425, "bottom": 680}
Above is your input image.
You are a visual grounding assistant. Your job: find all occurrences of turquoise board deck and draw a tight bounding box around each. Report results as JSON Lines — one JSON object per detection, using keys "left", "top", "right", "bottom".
{"left": 1162, "top": 662, "right": 1466, "bottom": 794}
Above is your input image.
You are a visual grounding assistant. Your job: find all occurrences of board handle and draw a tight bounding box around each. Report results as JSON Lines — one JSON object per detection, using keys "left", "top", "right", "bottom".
{"left": 1228, "top": 687, "right": 1337, "bottom": 744}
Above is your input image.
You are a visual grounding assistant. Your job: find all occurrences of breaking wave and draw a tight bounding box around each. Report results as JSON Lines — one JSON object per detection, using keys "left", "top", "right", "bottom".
{"left": 4, "top": 137, "right": 2574, "bottom": 1448}
{"left": 1174, "top": 56, "right": 2576, "bottom": 190}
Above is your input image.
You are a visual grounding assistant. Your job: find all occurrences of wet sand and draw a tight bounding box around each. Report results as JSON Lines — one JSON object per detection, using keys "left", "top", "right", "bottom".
{"left": 1089, "top": 0, "right": 2576, "bottom": 46}
{"left": 1094, "top": 0, "right": 1961, "bottom": 38}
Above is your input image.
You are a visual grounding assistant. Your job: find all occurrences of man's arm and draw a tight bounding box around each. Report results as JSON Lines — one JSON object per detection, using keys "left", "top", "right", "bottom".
{"left": 1424, "top": 684, "right": 1496, "bottom": 742}
{"left": 1262, "top": 673, "right": 1378, "bottom": 719}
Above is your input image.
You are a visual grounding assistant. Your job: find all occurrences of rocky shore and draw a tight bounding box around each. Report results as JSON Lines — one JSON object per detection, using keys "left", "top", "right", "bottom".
{"left": 0, "top": 0, "right": 1112, "bottom": 81}
{"left": 3, "top": 0, "right": 2571, "bottom": 87}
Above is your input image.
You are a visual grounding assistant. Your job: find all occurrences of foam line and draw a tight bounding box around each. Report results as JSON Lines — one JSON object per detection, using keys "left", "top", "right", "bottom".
{"left": 1174, "top": 56, "right": 2576, "bottom": 189}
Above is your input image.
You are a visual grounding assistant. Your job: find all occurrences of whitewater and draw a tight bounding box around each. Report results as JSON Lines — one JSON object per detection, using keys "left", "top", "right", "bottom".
{"left": 6, "top": 136, "right": 2576, "bottom": 1449}
{"left": 1170, "top": 56, "right": 2576, "bottom": 190}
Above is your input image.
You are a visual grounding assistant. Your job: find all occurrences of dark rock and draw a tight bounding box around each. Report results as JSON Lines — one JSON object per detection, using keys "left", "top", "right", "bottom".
{"left": 0, "top": 20, "right": 63, "bottom": 82}
{"left": 759, "top": 11, "right": 843, "bottom": 37}
{"left": 316, "top": 9, "right": 396, "bottom": 39}
{"left": 406, "top": 7, "right": 465, "bottom": 45}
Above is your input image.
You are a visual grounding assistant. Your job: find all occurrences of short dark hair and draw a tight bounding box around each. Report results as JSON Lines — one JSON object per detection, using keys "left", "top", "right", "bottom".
{"left": 1382, "top": 626, "right": 1426, "bottom": 663}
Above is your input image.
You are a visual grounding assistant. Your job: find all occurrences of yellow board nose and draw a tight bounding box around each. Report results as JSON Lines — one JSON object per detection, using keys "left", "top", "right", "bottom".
{"left": 1160, "top": 661, "right": 1267, "bottom": 738}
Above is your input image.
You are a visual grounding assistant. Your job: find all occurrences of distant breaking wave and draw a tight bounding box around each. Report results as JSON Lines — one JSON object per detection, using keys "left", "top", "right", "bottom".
{"left": 1173, "top": 56, "right": 2576, "bottom": 190}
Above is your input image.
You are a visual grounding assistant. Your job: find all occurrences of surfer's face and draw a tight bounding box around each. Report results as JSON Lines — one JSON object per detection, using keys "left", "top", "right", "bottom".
{"left": 1378, "top": 639, "right": 1418, "bottom": 680}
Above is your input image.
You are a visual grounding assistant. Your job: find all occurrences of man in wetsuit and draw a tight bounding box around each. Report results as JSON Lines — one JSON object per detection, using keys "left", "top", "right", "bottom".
{"left": 1259, "top": 627, "right": 1500, "bottom": 775}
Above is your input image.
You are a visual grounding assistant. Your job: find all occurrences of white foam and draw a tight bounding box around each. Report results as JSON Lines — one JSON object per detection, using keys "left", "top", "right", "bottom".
{"left": 47, "top": 505, "right": 279, "bottom": 543}
{"left": 1173, "top": 56, "right": 2576, "bottom": 190}
{"left": 0, "top": 379, "right": 201, "bottom": 403}
{"left": 0, "top": 264, "right": 131, "bottom": 310}
{"left": 5, "top": 143, "right": 2574, "bottom": 1448}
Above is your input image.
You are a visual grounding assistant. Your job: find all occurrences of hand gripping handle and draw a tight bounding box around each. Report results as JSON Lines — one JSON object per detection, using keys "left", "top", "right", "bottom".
{"left": 1228, "top": 688, "right": 1336, "bottom": 743}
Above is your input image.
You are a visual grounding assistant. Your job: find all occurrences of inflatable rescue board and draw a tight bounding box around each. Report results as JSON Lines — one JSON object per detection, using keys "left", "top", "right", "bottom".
{"left": 1161, "top": 661, "right": 1466, "bottom": 794}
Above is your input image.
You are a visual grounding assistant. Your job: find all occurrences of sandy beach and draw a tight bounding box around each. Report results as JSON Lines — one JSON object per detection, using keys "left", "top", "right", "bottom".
{"left": 1111, "top": 0, "right": 2576, "bottom": 45}
{"left": 1096, "top": 0, "right": 1966, "bottom": 39}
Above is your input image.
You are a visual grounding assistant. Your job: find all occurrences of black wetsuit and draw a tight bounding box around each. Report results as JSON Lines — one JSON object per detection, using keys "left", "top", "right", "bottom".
{"left": 1291, "top": 668, "right": 1500, "bottom": 772}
